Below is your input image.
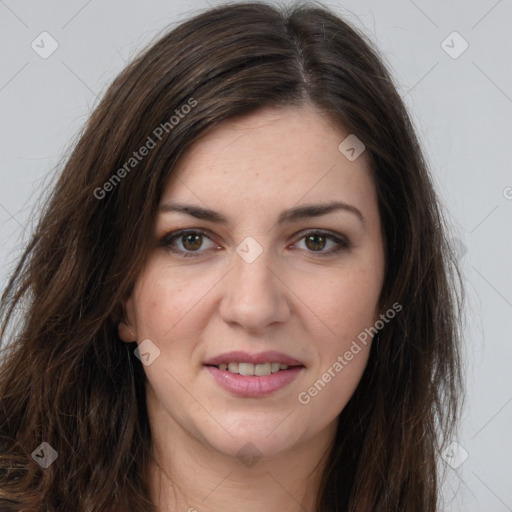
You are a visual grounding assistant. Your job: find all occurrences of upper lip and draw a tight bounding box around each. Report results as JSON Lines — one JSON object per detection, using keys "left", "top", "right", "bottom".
{"left": 204, "top": 350, "right": 304, "bottom": 367}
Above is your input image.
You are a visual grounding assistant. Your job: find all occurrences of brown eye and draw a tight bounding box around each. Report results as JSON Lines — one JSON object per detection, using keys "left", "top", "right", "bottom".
{"left": 294, "top": 230, "right": 350, "bottom": 256}
{"left": 159, "top": 229, "right": 218, "bottom": 257}
{"left": 181, "top": 233, "right": 203, "bottom": 251}
{"left": 159, "top": 229, "right": 349, "bottom": 259}
{"left": 305, "top": 234, "right": 327, "bottom": 251}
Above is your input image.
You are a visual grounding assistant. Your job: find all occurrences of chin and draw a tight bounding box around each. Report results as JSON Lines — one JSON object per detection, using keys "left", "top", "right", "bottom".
{"left": 200, "top": 422, "right": 307, "bottom": 462}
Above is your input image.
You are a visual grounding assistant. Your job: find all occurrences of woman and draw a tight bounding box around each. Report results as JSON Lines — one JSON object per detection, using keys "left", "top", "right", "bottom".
{"left": 0, "top": 1, "right": 464, "bottom": 510}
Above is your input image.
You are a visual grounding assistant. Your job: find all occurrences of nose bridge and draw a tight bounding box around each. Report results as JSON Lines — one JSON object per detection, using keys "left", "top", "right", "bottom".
{"left": 220, "top": 238, "right": 290, "bottom": 330}
{"left": 233, "top": 240, "right": 274, "bottom": 293}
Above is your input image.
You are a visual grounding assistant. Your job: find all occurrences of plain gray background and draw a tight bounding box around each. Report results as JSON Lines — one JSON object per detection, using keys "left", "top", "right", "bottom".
{"left": 1, "top": 0, "right": 511, "bottom": 510}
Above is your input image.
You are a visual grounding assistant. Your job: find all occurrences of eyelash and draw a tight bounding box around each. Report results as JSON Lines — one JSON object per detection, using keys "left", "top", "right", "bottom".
{"left": 158, "top": 229, "right": 350, "bottom": 258}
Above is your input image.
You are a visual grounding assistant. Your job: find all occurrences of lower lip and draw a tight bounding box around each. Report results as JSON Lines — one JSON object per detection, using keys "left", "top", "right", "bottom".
{"left": 205, "top": 365, "right": 304, "bottom": 398}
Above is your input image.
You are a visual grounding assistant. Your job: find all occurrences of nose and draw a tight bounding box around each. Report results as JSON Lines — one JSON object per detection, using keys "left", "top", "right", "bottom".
{"left": 219, "top": 245, "right": 291, "bottom": 333}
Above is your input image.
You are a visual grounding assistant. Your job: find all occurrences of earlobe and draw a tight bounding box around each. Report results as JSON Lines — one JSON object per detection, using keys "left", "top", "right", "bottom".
{"left": 117, "top": 297, "right": 137, "bottom": 343}
{"left": 118, "top": 320, "right": 136, "bottom": 343}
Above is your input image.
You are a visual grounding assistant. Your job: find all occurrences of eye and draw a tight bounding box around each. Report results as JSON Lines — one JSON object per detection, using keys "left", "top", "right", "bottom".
{"left": 291, "top": 230, "right": 350, "bottom": 257}
{"left": 159, "top": 229, "right": 219, "bottom": 258}
{"left": 159, "top": 229, "right": 350, "bottom": 258}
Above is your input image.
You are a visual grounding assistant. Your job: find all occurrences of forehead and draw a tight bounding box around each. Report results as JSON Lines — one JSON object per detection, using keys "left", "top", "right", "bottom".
{"left": 161, "top": 105, "right": 376, "bottom": 218}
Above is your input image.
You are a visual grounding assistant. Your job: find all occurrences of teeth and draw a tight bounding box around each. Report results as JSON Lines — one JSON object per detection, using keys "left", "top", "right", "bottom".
{"left": 239, "top": 362, "right": 256, "bottom": 376}
{"left": 254, "top": 363, "right": 271, "bottom": 376}
{"left": 217, "top": 362, "right": 290, "bottom": 375}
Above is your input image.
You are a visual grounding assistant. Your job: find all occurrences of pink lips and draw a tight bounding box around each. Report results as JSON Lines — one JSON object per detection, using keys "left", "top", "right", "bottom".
{"left": 205, "top": 366, "right": 303, "bottom": 398}
{"left": 203, "top": 350, "right": 305, "bottom": 398}
{"left": 203, "top": 350, "right": 304, "bottom": 367}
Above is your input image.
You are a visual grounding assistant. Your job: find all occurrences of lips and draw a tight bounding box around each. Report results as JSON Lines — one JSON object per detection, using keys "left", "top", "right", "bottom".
{"left": 203, "top": 350, "right": 305, "bottom": 397}
{"left": 203, "top": 350, "right": 304, "bottom": 367}
{"left": 205, "top": 365, "right": 304, "bottom": 397}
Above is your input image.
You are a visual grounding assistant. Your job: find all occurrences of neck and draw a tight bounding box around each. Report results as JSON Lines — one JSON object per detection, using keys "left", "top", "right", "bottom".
{"left": 146, "top": 409, "right": 336, "bottom": 512}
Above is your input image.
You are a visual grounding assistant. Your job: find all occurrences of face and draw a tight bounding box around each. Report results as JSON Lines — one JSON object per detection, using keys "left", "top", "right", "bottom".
{"left": 119, "top": 104, "right": 385, "bottom": 461}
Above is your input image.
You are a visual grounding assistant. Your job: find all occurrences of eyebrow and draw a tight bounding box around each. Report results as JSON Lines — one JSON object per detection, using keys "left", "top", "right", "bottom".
{"left": 159, "top": 200, "right": 365, "bottom": 227}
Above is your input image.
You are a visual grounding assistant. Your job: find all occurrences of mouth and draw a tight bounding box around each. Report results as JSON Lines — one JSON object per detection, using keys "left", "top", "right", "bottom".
{"left": 203, "top": 350, "right": 305, "bottom": 398}
{"left": 203, "top": 350, "right": 305, "bottom": 374}
{"left": 205, "top": 361, "right": 303, "bottom": 376}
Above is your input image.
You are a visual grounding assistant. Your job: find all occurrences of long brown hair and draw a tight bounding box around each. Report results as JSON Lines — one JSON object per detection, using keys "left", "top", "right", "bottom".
{"left": 0, "top": 2, "right": 464, "bottom": 510}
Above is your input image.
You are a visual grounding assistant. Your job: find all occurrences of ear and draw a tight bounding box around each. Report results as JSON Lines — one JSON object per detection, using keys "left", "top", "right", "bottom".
{"left": 117, "top": 293, "right": 138, "bottom": 343}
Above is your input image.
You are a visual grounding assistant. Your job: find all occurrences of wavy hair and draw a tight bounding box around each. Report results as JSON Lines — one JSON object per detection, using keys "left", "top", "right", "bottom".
{"left": 0, "top": 2, "right": 464, "bottom": 510}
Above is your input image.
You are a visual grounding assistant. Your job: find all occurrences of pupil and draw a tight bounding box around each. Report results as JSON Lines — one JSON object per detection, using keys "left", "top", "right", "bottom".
{"left": 306, "top": 234, "right": 325, "bottom": 251}
{"left": 183, "top": 233, "right": 202, "bottom": 250}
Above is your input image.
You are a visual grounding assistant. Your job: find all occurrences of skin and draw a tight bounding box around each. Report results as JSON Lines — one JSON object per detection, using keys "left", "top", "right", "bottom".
{"left": 118, "top": 104, "right": 385, "bottom": 512}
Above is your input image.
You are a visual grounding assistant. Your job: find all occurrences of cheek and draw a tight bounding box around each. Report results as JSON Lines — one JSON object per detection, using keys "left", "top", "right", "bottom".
{"left": 289, "top": 263, "right": 381, "bottom": 414}
{"left": 298, "top": 279, "right": 375, "bottom": 419}
{"left": 294, "top": 264, "right": 382, "bottom": 341}
{"left": 308, "top": 348, "right": 371, "bottom": 422}
{"left": 132, "top": 262, "right": 207, "bottom": 340}
{"left": 135, "top": 281, "right": 179, "bottom": 339}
